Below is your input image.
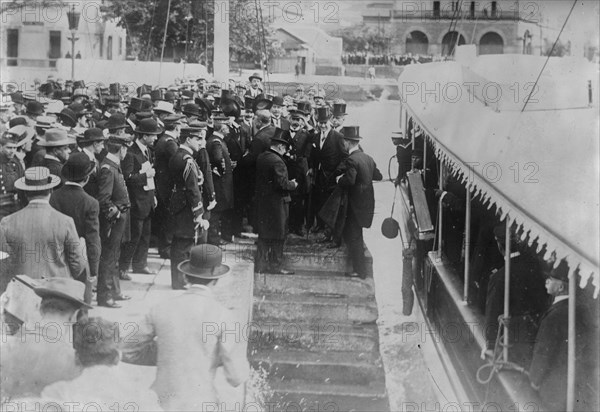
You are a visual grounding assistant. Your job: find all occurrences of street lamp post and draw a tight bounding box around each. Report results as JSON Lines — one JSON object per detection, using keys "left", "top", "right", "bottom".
{"left": 66, "top": 5, "right": 81, "bottom": 81}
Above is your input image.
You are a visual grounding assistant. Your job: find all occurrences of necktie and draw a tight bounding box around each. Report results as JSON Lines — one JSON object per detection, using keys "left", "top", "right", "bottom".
{"left": 320, "top": 132, "right": 327, "bottom": 148}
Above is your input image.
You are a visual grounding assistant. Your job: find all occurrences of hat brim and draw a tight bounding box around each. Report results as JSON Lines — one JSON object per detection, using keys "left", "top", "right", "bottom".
{"left": 37, "top": 137, "right": 76, "bottom": 147}
{"left": 343, "top": 135, "right": 362, "bottom": 141}
{"left": 14, "top": 174, "right": 61, "bottom": 191}
{"left": 177, "top": 261, "right": 230, "bottom": 279}
{"left": 134, "top": 127, "right": 163, "bottom": 135}
{"left": 249, "top": 76, "right": 263, "bottom": 82}
{"left": 34, "top": 287, "right": 92, "bottom": 309}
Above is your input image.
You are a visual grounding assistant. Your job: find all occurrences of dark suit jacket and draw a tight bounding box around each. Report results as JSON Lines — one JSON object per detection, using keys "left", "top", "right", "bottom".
{"left": 254, "top": 149, "right": 296, "bottom": 240}
{"left": 224, "top": 128, "right": 245, "bottom": 163}
{"left": 311, "top": 129, "right": 347, "bottom": 189}
{"left": 271, "top": 117, "right": 290, "bottom": 131}
{"left": 283, "top": 129, "right": 312, "bottom": 195}
{"left": 50, "top": 184, "right": 101, "bottom": 277}
{"left": 206, "top": 134, "right": 234, "bottom": 211}
{"left": 154, "top": 133, "right": 178, "bottom": 203}
{"left": 250, "top": 125, "right": 276, "bottom": 159}
{"left": 169, "top": 148, "right": 204, "bottom": 239}
{"left": 337, "top": 149, "right": 382, "bottom": 228}
{"left": 122, "top": 142, "right": 155, "bottom": 219}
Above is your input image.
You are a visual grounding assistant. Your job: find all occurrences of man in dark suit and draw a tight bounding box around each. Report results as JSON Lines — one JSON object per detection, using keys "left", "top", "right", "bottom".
{"left": 283, "top": 110, "right": 312, "bottom": 236}
{"left": 335, "top": 126, "right": 382, "bottom": 279}
{"left": 50, "top": 153, "right": 101, "bottom": 304}
{"left": 310, "top": 107, "right": 346, "bottom": 238}
{"left": 97, "top": 135, "right": 132, "bottom": 308}
{"left": 529, "top": 260, "right": 593, "bottom": 411}
{"left": 254, "top": 131, "right": 298, "bottom": 274}
{"left": 206, "top": 120, "right": 234, "bottom": 245}
{"left": 153, "top": 115, "right": 182, "bottom": 258}
{"left": 270, "top": 96, "right": 290, "bottom": 130}
{"left": 119, "top": 119, "right": 160, "bottom": 277}
{"left": 250, "top": 110, "right": 275, "bottom": 156}
{"left": 35, "top": 128, "right": 75, "bottom": 187}
{"left": 168, "top": 126, "right": 210, "bottom": 289}
{"left": 245, "top": 73, "right": 263, "bottom": 98}
{"left": 76, "top": 128, "right": 107, "bottom": 199}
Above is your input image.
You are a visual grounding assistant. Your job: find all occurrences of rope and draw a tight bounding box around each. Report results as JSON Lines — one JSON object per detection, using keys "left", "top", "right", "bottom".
{"left": 476, "top": 315, "right": 528, "bottom": 389}
{"left": 158, "top": 0, "right": 172, "bottom": 86}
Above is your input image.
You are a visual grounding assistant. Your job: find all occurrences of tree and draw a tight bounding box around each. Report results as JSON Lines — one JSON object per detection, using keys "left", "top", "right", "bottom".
{"left": 101, "top": 0, "right": 282, "bottom": 65}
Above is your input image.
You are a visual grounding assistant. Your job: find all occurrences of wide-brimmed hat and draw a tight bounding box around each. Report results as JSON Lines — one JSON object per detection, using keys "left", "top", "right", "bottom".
{"left": 105, "top": 113, "right": 127, "bottom": 130}
{"left": 33, "top": 277, "right": 91, "bottom": 309}
{"left": 58, "top": 108, "right": 78, "bottom": 127}
{"left": 37, "top": 128, "right": 76, "bottom": 147}
{"left": 78, "top": 127, "right": 107, "bottom": 144}
{"left": 154, "top": 101, "right": 175, "bottom": 114}
{"left": 341, "top": 126, "right": 362, "bottom": 141}
{"left": 62, "top": 152, "right": 96, "bottom": 181}
{"left": 271, "top": 96, "right": 284, "bottom": 107}
{"left": 182, "top": 103, "right": 202, "bottom": 117}
{"left": 270, "top": 127, "right": 289, "bottom": 147}
{"left": 178, "top": 244, "right": 230, "bottom": 279}
{"left": 221, "top": 98, "right": 241, "bottom": 118}
{"left": 315, "top": 107, "right": 331, "bottom": 122}
{"left": 26, "top": 101, "right": 44, "bottom": 116}
{"left": 134, "top": 118, "right": 163, "bottom": 135}
{"left": 249, "top": 72, "right": 263, "bottom": 82}
{"left": 14, "top": 166, "right": 61, "bottom": 191}
{"left": 7, "top": 125, "right": 35, "bottom": 147}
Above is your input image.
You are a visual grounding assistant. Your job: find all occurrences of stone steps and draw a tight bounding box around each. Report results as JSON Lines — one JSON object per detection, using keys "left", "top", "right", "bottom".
{"left": 254, "top": 271, "right": 374, "bottom": 298}
{"left": 251, "top": 348, "right": 384, "bottom": 386}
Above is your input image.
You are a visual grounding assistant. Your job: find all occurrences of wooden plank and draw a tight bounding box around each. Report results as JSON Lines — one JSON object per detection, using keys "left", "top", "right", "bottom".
{"left": 407, "top": 171, "right": 434, "bottom": 233}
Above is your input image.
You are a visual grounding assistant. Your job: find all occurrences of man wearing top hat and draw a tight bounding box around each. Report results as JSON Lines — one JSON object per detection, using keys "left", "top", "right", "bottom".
{"left": 246, "top": 72, "right": 263, "bottom": 98}
{"left": 50, "top": 153, "right": 101, "bottom": 304}
{"left": 168, "top": 126, "right": 210, "bottom": 289}
{"left": 254, "top": 130, "right": 298, "bottom": 274}
{"left": 97, "top": 135, "right": 132, "bottom": 308}
{"left": 34, "top": 128, "right": 76, "bottom": 187}
{"left": 331, "top": 101, "right": 347, "bottom": 133}
{"left": 120, "top": 244, "right": 249, "bottom": 410}
{"left": 0, "top": 277, "right": 91, "bottom": 398}
{"left": 119, "top": 118, "right": 160, "bottom": 277}
{"left": 283, "top": 109, "right": 312, "bottom": 236}
{"left": 77, "top": 127, "right": 107, "bottom": 198}
{"left": 0, "top": 132, "right": 25, "bottom": 220}
{"left": 334, "top": 126, "right": 382, "bottom": 279}
{"left": 310, "top": 106, "right": 346, "bottom": 238}
{"left": 0, "top": 167, "right": 84, "bottom": 287}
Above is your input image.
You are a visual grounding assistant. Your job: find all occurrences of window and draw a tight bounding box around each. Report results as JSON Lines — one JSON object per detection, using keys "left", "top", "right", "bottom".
{"left": 7, "top": 29, "right": 18, "bottom": 66}
{"left": 98, "top": 34, "right": 103, "bottom": 57}
{"left": 49, "top": 30, "right": 61, "bottom": 67}
{"left": 491, "top": 1, "right": 497, "bottom": 18}
{"left": 433, "top": 1, "right": 440, "bottom": 18}
{"left": 470, "top": 1, "right": 475, "bottom": 18}
{"left": 119, "top": 37, "right": 122, "bottom": 55}
{"left": 107, "top": 35, "right": 112, "bottom": 60}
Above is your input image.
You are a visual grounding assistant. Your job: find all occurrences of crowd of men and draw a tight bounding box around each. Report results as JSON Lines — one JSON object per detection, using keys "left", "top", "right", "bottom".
{"left": 342, "top": 52, "right": 436, "bottom": 66}
{"left": 0, "top": 70, "right": 383, "bottom": 408}
{"left": 0, "top": 70, "right": 382, "bottom": 304}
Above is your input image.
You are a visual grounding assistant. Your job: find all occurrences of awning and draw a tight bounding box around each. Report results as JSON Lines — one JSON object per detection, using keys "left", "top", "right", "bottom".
{"left": 399, "top": 55, "right": 599, "bottom": 297}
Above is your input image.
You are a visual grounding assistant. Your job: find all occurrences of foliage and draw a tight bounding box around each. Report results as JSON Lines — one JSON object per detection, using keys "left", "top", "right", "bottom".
{"left": 332, "top": 24, "right": 390, "bottom": 54}
{"left": 543, "top": 39, "right": 570, "bottom": 57}
{"left": 100, "top": 0, "right": 282, "bottom": 65}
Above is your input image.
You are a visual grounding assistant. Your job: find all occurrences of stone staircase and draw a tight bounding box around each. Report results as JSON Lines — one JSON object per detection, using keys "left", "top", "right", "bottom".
{"left": 247, "top": 239, "right": 390, "bottom": 412}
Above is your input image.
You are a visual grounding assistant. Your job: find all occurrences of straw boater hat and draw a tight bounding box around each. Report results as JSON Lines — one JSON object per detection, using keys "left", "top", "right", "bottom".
{"left": 14, "top": 166, "right": 61, "bottom": 191}
{"left": 33, "top": 277, "right": 92, "bottom": 309}
{"left": 178, "top": 244, "right": 230, "bottom": 279}
{"left": 6, "top": 125, "right": 35, "bottom": 147}
{"left": 37, "top": 128, "right": 76, "bottom": 147}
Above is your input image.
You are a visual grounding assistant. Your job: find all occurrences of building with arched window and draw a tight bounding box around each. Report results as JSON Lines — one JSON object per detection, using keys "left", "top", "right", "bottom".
{"left": 362, "top": 0, "right": 542, "bottom": 56}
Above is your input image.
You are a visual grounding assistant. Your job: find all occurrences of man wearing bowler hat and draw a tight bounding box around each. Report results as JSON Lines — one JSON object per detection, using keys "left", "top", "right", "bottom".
{"left": 168, "top": 126, "right": 210, "bottom": 289}
{"left": 77, "top": 127, "right": 107, "bottom": 198}
{"left": 120, "top": 244, "right": 249, "bottom": 410}
{"left": 254, "top": 130, "right": 298, "bottom": 274}
{"left": 97, "top": 135, "right": 132, "bottom": 308}
{"left": 0, "top": 167, "right": 84, "bottom": 287}
{"left": 334, "top": 126, "right": 382, "bottom": 279}
{"left": 34, "top": 128, "right": 76, "bottom": 187}
{"left": 119, "top": 119, "right": 160, "bottom": 277}
{"left": 246, "top": 72, "right": 263, "bottom": 98}
{"left": 50, "top": 153, "right": 101, "bottom": 304}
